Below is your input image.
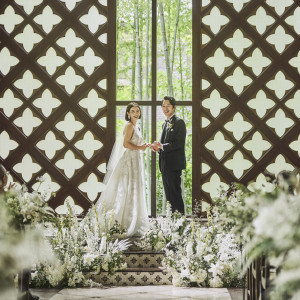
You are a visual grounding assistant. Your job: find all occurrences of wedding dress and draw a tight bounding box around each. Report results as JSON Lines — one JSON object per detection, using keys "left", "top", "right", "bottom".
{"left": 96, "top": 124, "right": 148, "bottom": 237}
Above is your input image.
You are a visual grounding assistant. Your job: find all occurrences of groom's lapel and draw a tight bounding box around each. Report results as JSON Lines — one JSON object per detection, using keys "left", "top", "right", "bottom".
{"left": 161, "top": 115, "right": 176, "bottom": 142}
{"left": 165, "top": 115, "right": 176, "bottom": 137}
{"left": 161, "top": 122, "right": 167, "bottom": 143}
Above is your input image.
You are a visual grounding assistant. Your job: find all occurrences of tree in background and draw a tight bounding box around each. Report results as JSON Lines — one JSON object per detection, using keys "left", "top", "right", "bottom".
{"left": 116, "top": 0, "right": 192, "bottom": 214}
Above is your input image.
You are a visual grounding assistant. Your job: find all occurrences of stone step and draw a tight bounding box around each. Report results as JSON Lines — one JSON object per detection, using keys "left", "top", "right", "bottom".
{"left": 85, "top": 268, "right": 173, "bottom": 286}
{"left": 122, "top": 251, "right": 165, "bottom": 268}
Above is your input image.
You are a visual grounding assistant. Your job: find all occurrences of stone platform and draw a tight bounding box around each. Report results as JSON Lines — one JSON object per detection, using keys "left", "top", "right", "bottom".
{"left": 86, "top": 238, "right": 172, "bottom": 286}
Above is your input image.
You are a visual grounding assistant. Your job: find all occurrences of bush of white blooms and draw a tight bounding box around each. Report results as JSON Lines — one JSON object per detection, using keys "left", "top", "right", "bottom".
{"left": 0, "top": 180, "right": 55, "bottom": 298}
{"left": 247, "top": 190, "right": 300, "bottom": 300}
{"left": 213, "top": 175, "right": 300, "bottom": 300}
{"left": 136, "top": 203, "right": 244, "bottom": 287}
{"left": 0, "top": 176, "right": 131, "bottom": 289}
{"left": 31, "top": 204, "right": 130, "bottom": 288}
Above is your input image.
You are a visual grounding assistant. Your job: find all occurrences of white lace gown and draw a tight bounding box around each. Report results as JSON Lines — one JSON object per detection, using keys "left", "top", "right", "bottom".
{"left": 96, "top": 124, "right": 148, "bottom": 237}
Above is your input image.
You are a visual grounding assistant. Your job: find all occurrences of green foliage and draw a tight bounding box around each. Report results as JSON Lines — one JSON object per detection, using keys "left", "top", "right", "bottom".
{"left": 117, "top": 0, "right": 193, "bottom": 214}
{"left": 117, "top": 0, "right": 192, "bottom": 100}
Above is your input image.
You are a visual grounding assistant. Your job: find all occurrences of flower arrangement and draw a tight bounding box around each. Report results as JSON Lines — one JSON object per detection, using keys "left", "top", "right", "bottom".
{"left": 137, "top": 203, "right": 243, "bottom": 287}
{"left": 211, "top": 173, "right": 300, "bottom": 299}
{"left": 2, "top": 178, "right": 55, "bottom": 227}
{"left": 81, "top": 206, "right": 129, "bottom": 274}
{"left": 212, "top": 183, "right": 256, "bottom": 244}
{"left": 246, "top": 189, "right": 300, "bottom": 299}
{"left": 31, "top": 204, "right": 130, "bottom": 288}
{"left": 0, "top": 178, "right": 56, "bottom": 298}
{"left": 136, "top": 205, "right": 187, "bottom": 251}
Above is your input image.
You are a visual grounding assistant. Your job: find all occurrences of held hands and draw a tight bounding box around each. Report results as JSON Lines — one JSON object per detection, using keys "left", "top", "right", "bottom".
{"left": 138, "top": 141, "right": 162, "bottom": 152}
{"left": 150, "top": 141, "right": 162, "bottom": 152}
{"left": 139, "top": 143, "right": 150, "bottom": 151}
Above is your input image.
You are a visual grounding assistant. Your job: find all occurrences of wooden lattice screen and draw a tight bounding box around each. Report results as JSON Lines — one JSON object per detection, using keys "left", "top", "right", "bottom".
{"left": 0, "top": 0, "right": 116, "bottom": 214}
{"left": 193, "top": 0, "right": 300, "bottom": 204}
{"left": 1, "top": 0, "right": 299, "bottom": 213}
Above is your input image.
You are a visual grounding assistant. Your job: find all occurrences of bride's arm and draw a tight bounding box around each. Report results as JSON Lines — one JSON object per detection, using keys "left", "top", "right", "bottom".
{"left": 123, "top": 123, "right": 147, "bottom": 150}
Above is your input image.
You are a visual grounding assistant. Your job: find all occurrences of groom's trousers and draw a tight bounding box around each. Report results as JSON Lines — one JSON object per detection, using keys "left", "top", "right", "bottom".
{"left": 161, "top": 169, "right": 185, "bottom": 214}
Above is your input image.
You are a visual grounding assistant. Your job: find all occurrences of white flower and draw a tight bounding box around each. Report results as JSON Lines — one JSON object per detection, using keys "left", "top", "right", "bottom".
{"left": 99, "top": 235, "right": 107, "bottom": 253}
{"left": 196, "top": 242, "right": 205, "bottom": 256}
{"left": 252, "top": 193, "right": 299, "bottom": 249}
{"left": 171, "top": 232, "right": 180, "bottom": 242}
{"left": 186, "top": 241, "right": 194, "bottom": 257}
{"left": 209, "top": 262, "right": 224, "bottom": 277}
{"left": 120, "top": 262, "right": 127, "bottom": 270}
{"left": 104, "top": 253, "right": 111, "bottom": 263}
{"left": 204, "top": 254, "right": 214, "bottom": 262}
{"left": 154, "top": 241, "right": 165, "bottom": 251}
{"left": 209, "top": 276, "right": 223, "bottom": 287}
{"left": 158, "top": 230, "right": 164, "bottom": 240}
{"left": 244, "top": 195, "right": 258, "bottom": 206}
{"left": 172, "top": 272, "right": 184, "bottom": 287}
{"left": 181, "top": 267, "right": 190, "bottom": 278}
{"left": 190, "top": 269, "right": 207, "bottom": 284}
{"left": 83, "top": 253, "right": 96, "bottom": 266}
{"left": 102, "top": 262, "right": 109, "bottom": 271}
{"left": 175, "top": 218, "right": 184, "bottom": 228}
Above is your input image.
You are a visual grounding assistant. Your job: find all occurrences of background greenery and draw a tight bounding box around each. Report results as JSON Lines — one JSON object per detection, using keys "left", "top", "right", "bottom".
{"left": 116, "top": 0, "right": 192, "bottom": 214}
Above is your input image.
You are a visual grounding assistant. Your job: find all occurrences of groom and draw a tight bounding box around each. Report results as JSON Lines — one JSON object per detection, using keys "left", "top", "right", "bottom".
{"left": 153, "top": 96, "right": 186, "bottom": 214}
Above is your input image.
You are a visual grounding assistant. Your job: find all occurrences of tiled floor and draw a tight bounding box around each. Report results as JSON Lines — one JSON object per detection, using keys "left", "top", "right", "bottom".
{"left": 32, "top": 286, "right": 243, "bottom": 300}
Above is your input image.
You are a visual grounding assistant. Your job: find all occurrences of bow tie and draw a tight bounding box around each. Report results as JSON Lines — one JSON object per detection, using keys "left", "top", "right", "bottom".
{"left": 165, "top": 117, "right": 173, "bottom": 123}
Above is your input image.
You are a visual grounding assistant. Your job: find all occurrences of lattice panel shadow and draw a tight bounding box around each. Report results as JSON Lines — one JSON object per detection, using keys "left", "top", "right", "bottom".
{"left": 0, "top": 0, "right": 114, "bottom": 214}
{"left": 199, "top": 0, "right": 300, "bottom": 202}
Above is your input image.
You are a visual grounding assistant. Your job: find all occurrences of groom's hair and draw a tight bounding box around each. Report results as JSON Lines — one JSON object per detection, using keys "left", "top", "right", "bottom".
{"left": 125, "top": 102, "right": 142, "bottom": 121}
{"left": 163, "top": 96, "right": 176, "bottom": 107}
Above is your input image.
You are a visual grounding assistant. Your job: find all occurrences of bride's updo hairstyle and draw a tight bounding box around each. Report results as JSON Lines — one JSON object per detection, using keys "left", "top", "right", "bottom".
{"left": 125, "top": 102, "right": 142, "bottom": 121}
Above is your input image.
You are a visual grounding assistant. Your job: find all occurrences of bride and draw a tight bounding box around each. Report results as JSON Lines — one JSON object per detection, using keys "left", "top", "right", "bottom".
{"left": 95, "top": 102, "right": 149, "bottom": 237}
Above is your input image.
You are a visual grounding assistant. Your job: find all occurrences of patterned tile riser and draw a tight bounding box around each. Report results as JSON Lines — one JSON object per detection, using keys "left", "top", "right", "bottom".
{"left": 122, "top": 253, "right": 165, "bottom": 268}
{"left": 85, "top": 271, "right": 173, "bottom": 286}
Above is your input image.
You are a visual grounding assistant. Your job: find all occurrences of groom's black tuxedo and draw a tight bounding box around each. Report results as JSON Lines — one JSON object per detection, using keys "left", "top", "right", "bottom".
{"left": 159, "top": 114, "right": 186, "bottom": 214}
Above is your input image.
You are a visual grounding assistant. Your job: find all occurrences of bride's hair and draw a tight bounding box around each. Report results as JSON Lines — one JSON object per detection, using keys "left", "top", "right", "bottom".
{"left": 0, "top": 164, "right": 7, "bottom": 179}
{"left": 125, "top": 102, "right": 142, "bottom": 121}
{"left": 0, "top": 164, "right": 7, "bottom": 189}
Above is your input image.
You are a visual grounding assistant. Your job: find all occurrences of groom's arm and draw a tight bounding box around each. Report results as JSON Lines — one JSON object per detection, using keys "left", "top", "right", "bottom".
{"left": 161, "top": 119, "right": 186, "bottom": 153}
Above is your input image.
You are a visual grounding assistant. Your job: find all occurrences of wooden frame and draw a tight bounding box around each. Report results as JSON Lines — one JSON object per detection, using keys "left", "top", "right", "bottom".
{"left": 0, "top": 0, "right": 115, "bottom": 213}
{"left": 1, "top": 0, "right": 299, "bottom": 216}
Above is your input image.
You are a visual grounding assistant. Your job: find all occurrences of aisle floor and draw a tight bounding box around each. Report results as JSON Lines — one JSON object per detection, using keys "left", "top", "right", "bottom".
{"left": 32, "top": 286, "right": 244, "bottom": 300}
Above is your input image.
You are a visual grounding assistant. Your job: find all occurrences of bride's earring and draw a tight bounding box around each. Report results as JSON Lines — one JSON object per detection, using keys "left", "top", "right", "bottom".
{"left": 128, "top": 115, "right": 131, "bottom": 120}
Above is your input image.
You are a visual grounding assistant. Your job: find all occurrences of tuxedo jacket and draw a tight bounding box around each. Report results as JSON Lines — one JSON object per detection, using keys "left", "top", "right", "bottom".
{"left": 159, "top": 115, "right": 186, "bottom": 172}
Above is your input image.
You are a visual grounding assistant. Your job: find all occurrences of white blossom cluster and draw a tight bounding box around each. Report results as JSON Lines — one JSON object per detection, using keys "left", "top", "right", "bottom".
{"left": 162, "top": 224, "right": 241, "bottom": 287}
{"left": 210, "top": 176, "right": 300, "bottom": 299}
{"left": 137, "top": 203, "right": 242, "bottom": 287}
{"left": 4, "top": 177, "right": 54, "bottom": 225}
{"left": 247, "top": 191, "right": 300, "bottom": 299}
{"left": 0, "top": 191, "right": 55, "bottom": 298}
{"left": 32, "top": 204, "right": 130, "bottom": 288}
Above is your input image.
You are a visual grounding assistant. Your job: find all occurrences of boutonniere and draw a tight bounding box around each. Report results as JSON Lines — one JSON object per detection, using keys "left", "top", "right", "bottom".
{"left": 167, "top": 122, "right": 173, "bottom": 129}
